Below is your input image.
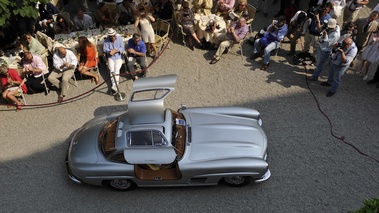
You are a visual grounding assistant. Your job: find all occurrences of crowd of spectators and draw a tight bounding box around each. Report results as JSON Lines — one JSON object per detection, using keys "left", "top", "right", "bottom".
{"left": 1, "top": 0, "right": 379, "bottom": 109}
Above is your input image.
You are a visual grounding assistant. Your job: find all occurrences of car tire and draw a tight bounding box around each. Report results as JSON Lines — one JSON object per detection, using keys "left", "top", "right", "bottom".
{"left": 222, "top": 176, "right": 251, "bottom": 187}
{"left": 105, "top": 179, "right": 136, "bottom": 191}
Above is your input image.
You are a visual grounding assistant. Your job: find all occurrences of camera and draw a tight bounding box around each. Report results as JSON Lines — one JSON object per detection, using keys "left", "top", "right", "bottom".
{"left": 307, "top": 6, "right": 323, "bottom": 19}
{"left": 332, "top": 43, "right": 343, "bottom": 53}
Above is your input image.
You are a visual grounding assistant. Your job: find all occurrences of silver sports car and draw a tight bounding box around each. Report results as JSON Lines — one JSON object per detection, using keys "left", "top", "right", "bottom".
{"left": 66, "top": 74, "right": 270, "bottom": 191}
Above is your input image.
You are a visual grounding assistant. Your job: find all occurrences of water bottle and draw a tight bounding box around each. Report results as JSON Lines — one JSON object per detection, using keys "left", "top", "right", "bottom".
{"left": 9, "top": 54, "right": 14, "bottom": 64}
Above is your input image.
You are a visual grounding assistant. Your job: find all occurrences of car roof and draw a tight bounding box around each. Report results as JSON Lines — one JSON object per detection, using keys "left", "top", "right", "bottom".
{"left": 128, "top": 74, "right": 177, "bottom": 125}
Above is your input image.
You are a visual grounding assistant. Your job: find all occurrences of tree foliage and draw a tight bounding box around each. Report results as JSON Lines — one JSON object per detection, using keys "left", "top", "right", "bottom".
{"left": 0, "top": 0, "right": 49, "bottom": 27}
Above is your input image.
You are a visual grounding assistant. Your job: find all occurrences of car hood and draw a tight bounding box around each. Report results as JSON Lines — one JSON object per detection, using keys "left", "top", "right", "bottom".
{"left": 69, "top": 113, "right": 121, "bottom": 164}
{"left": 187, "top": 113, "right": 267, "bottom": 161}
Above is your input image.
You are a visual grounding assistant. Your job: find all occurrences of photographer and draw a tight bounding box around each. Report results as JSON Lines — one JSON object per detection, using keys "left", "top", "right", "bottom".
{"left": 303, "top": 4, "right": 332, "bottom": 53}
{"left": 322, "top": 37, "right": 357, "bottom": 97}
{"left": 251, "top": 16, "right": 288, "bottom": 70}
{"left": 287, "top": 10, "right": 307, "bottom": 55}
{"left": 309, "top": 18, "right": 340, "bottom": 81}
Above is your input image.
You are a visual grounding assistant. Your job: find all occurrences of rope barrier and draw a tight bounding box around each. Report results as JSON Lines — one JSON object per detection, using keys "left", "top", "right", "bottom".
{"left": 0, "top": 33, "right": 174, "bottom": 110}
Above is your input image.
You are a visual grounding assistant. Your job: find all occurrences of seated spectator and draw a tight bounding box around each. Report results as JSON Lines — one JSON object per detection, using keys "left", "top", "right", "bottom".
{"left": 73, "top": 10, "right": 94, "bottom": 31}
{"left": 103, "top": 28, "right": 125, "bottom": 94}
{"left": 36, "top": 19, "right": 55, "bottom": 39}
{"left": 21, "top": 51, "right": 50, "bottom": 94}
{"left": 135, "top": 3, "right": 157, "bottom": 57}
{"left": 20, "top": 33, "right": 47, "bottom": 55}
{"left": 116, "top": 0, "right": 135, "bottom": 25}
{"left": 357, "top": 31, "right": 379, "bottom": 81}
{"left": 230, "top": 0, "right": 249, "bottom": 21}
{"left": 153, "top": 0, "right": 173, "bottom": 20}
{"left": 55, "top": 14, "right": 74, "bottom": 34}
{"left": 0, "top": 58, "right": 27, "bottom": 110}
{"left": 20, "top": 33, "right": 49, "bottom": 69}
{"left": 309, "top": 18, "right": 340, "bottom": 81}
{"left": 251, "top": 16, "right": 288, "bottom": 70}
{"left": 38, "top": 2, "right": 59, "bottom": 22}
{"left": 287, "top": 10, "right": 307, "bottom": 55}
{"left": 209, "top": 17, "right": 249, "bottom": 64}
{"left": 96, "top": 2, "right": 114, "bottom": 27}
{"left": 49, "top": 47, "right": 78, "bottom": 103}
{"left": 77, "top": 36, "right": 99, "bottom": 84}
{"left": 216, "top": 0, "right": 235, "bottom": 20}
{"left": 127, "top": 33, "right": 147, "bottom": 80}
{"left": 178, "top": 1, "right": 203, "bottom": 50}
{"left": 192, "top": 0, "right": 213, "bottom": 15}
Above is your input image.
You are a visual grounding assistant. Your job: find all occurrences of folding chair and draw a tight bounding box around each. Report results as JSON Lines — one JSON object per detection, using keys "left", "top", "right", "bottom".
{"left": 245, "top": 3, "right": 257, "bottom": 33}
{"left": 152, "top": 19, "right": 171, "bottom": 54}
{"left": 16, "top": 78, "right": 27, "bottom": 105}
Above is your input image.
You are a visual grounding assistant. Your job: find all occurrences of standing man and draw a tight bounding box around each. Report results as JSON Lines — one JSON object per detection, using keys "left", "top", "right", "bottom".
{"left": 209, "top": 17, "right": 249, "bottom": 64}
{"left": 302, "top": 4, "right": 332, "bottom": 53}
{"left": 322, "top": 37, "right": 357, "bottom": 97}
{"left": 343, "top": 0, "right": 369, "bottom": 24}
{"left": 287, "top": 10, "right": 307, "bottom": 55}
{"left": 48, "top": 47, "right": 78, "bottom": 103}
{"left": 21, "top": 51, "right": 50, "bottom": 94}
{"left": 355, "top": 11, "right": 379, "bottom": 51}
{"left": 73, "top": 9, "right": 94, "bottom": 31}
{"left": 103, "top": 28, "right": 125, "bottom": 94}
{"left": 127, "top": 33, "right": 147, "bottom": 80}
{"left": 309, "top": 18, "right": 340, "bottom": 81}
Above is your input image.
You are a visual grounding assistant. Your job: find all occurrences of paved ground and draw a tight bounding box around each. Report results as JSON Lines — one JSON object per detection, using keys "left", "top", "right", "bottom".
{"left": 1, "top": 1, "right": 379, "bottom": 212}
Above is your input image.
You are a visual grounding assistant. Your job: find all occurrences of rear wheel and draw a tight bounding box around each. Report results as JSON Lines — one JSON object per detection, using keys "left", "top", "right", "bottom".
{"left": 222, "top": 176, "right": 251, "bottom": 187}
{"left": 105, "top": 179, "right": 136, "bottom": 191}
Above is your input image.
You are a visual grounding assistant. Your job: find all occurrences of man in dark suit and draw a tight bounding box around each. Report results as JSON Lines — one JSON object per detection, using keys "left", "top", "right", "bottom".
{"left": 355, "top": 11, "right": 379, "bottom": 51}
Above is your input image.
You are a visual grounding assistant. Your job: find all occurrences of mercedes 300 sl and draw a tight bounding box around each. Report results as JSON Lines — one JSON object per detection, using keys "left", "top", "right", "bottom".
{"left": 66, "top": 74, "right": 270, "bottom": 191}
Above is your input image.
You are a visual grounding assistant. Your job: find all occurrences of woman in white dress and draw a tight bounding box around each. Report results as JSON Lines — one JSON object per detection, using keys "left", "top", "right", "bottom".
{"left": 358, "top": 29, "right": 379, "bottom": 81}
{"left": 134, "top": 3, "right": 157, "bottom": 57}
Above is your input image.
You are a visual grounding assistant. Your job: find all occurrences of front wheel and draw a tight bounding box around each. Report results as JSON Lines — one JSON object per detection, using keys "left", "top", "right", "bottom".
{"left": 222, "top": 176, "right": 251, "bottom": 187}
{"left": 105, "top": 179, "right": 136, "bottom": 191}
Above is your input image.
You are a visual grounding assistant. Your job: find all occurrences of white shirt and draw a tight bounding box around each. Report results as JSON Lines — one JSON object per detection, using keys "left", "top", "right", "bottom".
{"left": 53, "top": 49, "right": 78, "bottom": 71}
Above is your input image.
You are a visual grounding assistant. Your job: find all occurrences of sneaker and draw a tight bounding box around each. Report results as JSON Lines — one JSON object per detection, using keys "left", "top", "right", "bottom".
{"left": 362, "top": 74, "right": 368, "bottom": 81}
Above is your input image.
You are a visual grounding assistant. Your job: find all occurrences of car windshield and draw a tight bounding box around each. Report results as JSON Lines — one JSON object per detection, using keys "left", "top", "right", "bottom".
{"left": 99, "top": 117, "right": 118, "bottom": 156}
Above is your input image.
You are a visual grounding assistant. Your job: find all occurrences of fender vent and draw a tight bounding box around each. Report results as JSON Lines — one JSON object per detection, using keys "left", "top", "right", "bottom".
{"left": 188, "top": 178, "right": 207, "bottom": 184}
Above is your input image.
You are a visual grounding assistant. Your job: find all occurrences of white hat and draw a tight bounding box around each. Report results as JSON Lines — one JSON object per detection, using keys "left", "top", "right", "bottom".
{"left": 327, "top": 19, "right": 337, "bottom": 29}
{"left": 106, "top": 28, "right": 116, "bottom": 36}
